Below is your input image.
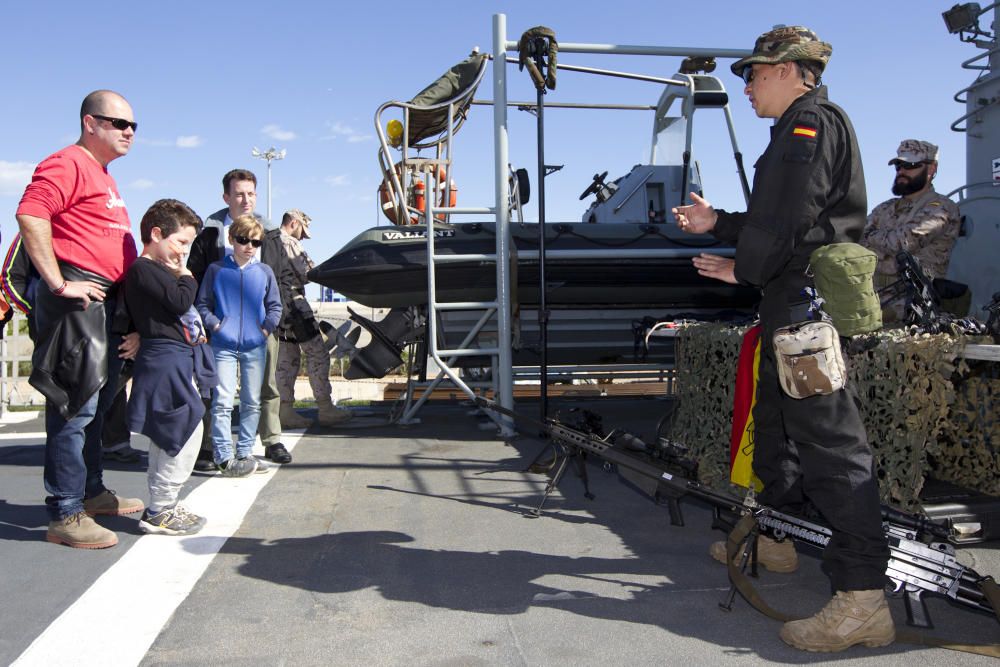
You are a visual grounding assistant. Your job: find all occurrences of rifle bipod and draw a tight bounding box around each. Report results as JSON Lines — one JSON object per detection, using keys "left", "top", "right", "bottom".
{"left": 528, "top": 440, "right": 595, "bottom": 517}
{"left": 718, "top": 521, "right": 764, "bottom": 613}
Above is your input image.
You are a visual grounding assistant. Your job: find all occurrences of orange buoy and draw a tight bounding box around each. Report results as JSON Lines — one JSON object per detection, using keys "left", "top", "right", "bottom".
{"left": 378, "top": 163, "right": 457, "bottom": 225}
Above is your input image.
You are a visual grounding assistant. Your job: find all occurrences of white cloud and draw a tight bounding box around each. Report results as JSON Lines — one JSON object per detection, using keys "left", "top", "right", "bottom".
{"left": 325, "top": 174, "right": 350, "bottom": 187}
{"left": 0, "top": 160, "right": 35, "bottom": 196}
{"left": 261, "top": 124, "right": 297, "bottom": 141}
{"left": 176, "top": 135, "right": 202, "bottom": 148}
{"left": 322, "top": 121, "right": 372, "bottom": 143}
{"left": 130, "top": 178, "right": 155, "bottom": 190}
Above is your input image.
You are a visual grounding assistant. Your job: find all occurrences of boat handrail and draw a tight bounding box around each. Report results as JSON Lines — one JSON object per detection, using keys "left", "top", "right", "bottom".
{"left": 946, "top": 180, "right": 1000, "bottom": 199}
{"left": 614, "top": 171, "right": 654, "bottom": 213}
{"left": 374, "top": 52, "right": 491, "bottom": 228}
{"left": 951, "top": 46, "right": 1000, "bottom": 131}
{"left": 504, "top": 56, "right": 689, "bottom": 86}
{"left": 509, "top": 40, "right": 750, "bottom": 60}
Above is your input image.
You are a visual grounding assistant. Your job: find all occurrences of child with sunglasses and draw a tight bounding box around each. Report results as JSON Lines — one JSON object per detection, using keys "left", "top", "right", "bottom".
{"left": 195, "top": 215, "right": 282, "bottom": 476}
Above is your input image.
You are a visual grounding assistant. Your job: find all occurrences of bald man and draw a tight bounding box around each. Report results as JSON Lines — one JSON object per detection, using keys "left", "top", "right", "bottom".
{"left": 17, "top": 89, "right": 144, "bottom": 549}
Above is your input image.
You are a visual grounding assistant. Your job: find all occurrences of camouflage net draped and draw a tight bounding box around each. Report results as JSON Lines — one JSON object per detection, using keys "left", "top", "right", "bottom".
{"left": 669, "top": 323, "right": 998, "bottom": 510}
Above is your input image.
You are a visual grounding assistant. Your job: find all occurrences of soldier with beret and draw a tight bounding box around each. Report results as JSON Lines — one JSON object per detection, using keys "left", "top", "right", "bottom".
{"left": 863, "top": 139, "right": 962, "bottom": 321}
{"left": 672, "top": 26, "right": 894, "bottom": 652}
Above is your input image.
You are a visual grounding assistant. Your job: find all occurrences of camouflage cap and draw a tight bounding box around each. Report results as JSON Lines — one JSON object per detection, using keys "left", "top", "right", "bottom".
{"left": 284, "top": 208, "right": 312, "bottom": 239}
{"left": 888, "top": 139, "right": 939, "bottom": 165}
{"left": 730, "top": 26, "right": 833, "bottom": 78}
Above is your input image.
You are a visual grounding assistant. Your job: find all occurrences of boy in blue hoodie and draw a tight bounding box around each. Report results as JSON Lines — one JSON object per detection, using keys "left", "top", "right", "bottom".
{"left": 196, "top": 215, "right": 282, "bottom": 476}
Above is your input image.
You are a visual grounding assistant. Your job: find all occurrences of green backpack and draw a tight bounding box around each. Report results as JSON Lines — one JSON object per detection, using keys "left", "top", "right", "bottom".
{"left": 809, "top": 243, "right": 882, "bottom": 336}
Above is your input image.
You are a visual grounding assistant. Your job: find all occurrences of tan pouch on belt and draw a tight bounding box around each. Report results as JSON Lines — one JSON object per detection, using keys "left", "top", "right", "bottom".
{"left": 772, "top": 321, "right": 846, "bottom": 399}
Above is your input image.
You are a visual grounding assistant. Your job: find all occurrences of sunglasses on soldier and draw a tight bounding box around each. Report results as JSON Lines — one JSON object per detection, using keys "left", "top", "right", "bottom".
{"left": 893, "top": 161, "right": 928, "bottom": 171}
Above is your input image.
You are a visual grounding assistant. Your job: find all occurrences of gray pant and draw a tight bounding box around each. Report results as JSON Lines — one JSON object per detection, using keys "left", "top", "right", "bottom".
{"left": 258, "top": 334, "right": 282, "bottom": 447}
{"left": 147, "top": 422, "right": 203, "bottom": 514}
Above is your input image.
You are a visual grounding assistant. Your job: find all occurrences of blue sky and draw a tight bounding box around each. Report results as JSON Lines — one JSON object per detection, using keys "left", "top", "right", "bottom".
{"left": 0, "top": 1, "right": 978, "bottom": 298}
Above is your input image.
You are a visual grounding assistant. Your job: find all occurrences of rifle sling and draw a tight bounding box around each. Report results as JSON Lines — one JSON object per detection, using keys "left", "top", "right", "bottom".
{"left": 726, "top": 514, "right": 1000, "bottom": 657}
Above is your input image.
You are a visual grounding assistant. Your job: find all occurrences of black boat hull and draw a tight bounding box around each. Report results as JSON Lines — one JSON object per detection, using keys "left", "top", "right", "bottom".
{"left": 310, "top": 222, "right": 760, "bottom": 311}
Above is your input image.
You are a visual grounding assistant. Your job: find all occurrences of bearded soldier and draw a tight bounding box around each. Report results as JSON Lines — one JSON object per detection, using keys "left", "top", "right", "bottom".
{"left": 863, "top": 139, "right": 961, "bottom": 321}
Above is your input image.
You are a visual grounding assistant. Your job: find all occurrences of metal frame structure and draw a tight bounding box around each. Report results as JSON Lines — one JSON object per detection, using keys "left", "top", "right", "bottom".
{"left": 371, "top": 16, "right": 751, "bottom": 432}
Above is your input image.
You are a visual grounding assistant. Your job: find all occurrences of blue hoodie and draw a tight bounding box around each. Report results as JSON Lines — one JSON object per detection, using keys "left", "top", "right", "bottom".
{"left": 196, "top": 255, "right": 282, "bottom": 351}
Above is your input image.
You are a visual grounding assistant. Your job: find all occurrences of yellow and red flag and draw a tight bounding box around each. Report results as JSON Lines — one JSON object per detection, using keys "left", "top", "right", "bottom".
{"left": 729, "top": 325, "right": 763, "bottom": 490}
{"left": 792, "top": 125, "right": 817, "bottom": 138}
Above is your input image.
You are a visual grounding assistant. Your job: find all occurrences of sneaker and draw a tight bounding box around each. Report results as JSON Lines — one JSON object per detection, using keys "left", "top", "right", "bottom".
{"left": 84, "top": 489, "right": 145, "bottom": 516}
{"left": 102, "top": 443, "right": 142, "bottom": 463}
{"left": 218, "top": 457, "right": 257, "bottom": 478}
{"left": 47, "top": 511, "right": 118, "bottom": 549}
{"left": 138, "top": 506, "right": 206, "bottom": 536}
{"left": 709, "top": 533, "right": 798, "bottom": 573}
{"left": 265, "top": 443, "right": 292, "bottom": 464}
{"left": 780, "top": 589, "right": 895, "bottom": 652}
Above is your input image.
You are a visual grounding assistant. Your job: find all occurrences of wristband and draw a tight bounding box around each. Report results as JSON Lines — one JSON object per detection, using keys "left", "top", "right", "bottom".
{"left": 52, "top": 281, "right": 68, "bottom": 296}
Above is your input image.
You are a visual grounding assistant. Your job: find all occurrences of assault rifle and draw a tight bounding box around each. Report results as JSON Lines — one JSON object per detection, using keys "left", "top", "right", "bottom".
{"left": 475, "top": 397, "right": 999, "bottom": 631}
{"left": 880, "top": 251, "right": 986, "bottom": 335}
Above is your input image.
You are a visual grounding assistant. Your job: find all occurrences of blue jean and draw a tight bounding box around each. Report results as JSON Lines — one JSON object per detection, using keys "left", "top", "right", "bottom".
{"left": 43, "top": 334, "right": 126, "bottom": 521}
{"left": 211, "top": 344, "right": 266, "bottom": 464}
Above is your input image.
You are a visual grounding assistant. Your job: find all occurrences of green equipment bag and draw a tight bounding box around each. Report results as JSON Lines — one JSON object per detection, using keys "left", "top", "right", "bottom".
{"left": 809, "top": 243, "right": 882, "bottom": 336}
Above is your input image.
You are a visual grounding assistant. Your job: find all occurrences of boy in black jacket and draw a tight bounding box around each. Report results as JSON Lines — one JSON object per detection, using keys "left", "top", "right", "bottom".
{"left": 126, "top": 199, "right": 217, "bottom": 535}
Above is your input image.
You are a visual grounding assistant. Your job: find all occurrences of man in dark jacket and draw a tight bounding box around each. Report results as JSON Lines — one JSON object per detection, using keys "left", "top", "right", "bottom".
{"left": 672, "top": 27, "right": 893, "bottom": 652}
{"left": 188, "top": 169, "right": 295, "bottom": 467}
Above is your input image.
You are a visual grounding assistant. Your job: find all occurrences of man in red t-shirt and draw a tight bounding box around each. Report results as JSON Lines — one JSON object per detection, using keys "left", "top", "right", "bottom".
{"left": 16, "top": 89, "right": 145, "bottom": 549}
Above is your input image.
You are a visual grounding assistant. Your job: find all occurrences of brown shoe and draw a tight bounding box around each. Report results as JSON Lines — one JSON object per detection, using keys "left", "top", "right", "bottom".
{"left": 780, "top": 589, "right": 895, "bottom": 652}
{"left": 279, "top": 401, "right": 313, "bottom": 429}
{"left": 709, "top": 533, "right": 799, "bottom": 573}
{"left": 47, "top": 511, "right": 118, "bottom": 549}
{"left": 316, "top": 399, "right": 351, "bottom": 427}
{"left": 84, "top": 489, "right": 144, "bottom": 516}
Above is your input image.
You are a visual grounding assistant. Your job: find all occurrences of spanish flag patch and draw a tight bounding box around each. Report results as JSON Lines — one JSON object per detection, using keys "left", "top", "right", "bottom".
{"left": 792, "top": 125, "right": 818, "bottom": 138}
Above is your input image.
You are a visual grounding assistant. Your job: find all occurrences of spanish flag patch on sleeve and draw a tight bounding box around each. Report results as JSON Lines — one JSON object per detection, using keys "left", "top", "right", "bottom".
{"left": 792, "top": 125, "right": 818, "bottom": 138}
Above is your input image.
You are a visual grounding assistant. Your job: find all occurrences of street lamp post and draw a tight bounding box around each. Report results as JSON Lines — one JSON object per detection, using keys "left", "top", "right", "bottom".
{"left": 251, "top": 146, "right": 286, "bottom": 221}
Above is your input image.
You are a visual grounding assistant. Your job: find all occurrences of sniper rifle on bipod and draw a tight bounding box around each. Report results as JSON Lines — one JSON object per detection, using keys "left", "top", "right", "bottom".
{"left": 475, "top": 397, "right": 1000, "bottom": 645}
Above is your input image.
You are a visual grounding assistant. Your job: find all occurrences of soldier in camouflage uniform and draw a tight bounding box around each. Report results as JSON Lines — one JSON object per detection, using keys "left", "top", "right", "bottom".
{"left": 275, "top": 209, "right": 351, "bottom": 428}
{"left": 863, "top": 140, "right": 961, "bottom": 321}
{"left": 673, "top": 26, "right": 894, "bottom": 653}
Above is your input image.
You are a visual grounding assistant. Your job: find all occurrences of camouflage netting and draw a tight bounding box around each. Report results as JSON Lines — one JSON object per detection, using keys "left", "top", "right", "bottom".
{"left": 668, "top": 323, "right": 998, "bottom": 510}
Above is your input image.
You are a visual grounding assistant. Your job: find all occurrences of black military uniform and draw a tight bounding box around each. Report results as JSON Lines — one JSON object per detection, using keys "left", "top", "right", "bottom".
{"left": 711, "top": 86, "right": 890, "bottom": 592}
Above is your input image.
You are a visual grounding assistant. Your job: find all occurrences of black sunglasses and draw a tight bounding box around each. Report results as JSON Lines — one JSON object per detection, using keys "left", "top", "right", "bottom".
{"left": 233, "top": 235, "right": 262, "bottom": 248}
{"left": 740, "top": 66, "right": 755, "bottom": 85}
{"left": 92, "top": 114, "right": 138, "bottom": 132}
{"left": 894, "top": 161, "right": 928, "bottom": 171}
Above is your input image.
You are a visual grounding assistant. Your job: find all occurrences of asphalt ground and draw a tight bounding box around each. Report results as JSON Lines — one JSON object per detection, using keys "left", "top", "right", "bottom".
{"left": 1, "top": 396, "right": 998, "bottom": 666}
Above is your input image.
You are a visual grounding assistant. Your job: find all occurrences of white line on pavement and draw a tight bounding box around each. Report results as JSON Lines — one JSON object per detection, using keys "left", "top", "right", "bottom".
{"left": 12, "top": 433, "right": 303, "bottom": 667}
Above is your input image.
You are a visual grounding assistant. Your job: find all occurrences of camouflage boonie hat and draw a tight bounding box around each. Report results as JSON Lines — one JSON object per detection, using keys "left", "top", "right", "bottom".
{"left": 285, "top": 208, "right": 312, "bottom": 239}
{"left": 730, "top": 26, "right": 833, "bottom": 78}
{"left": 889, "top": 139, "right": 939, "bottom": 165}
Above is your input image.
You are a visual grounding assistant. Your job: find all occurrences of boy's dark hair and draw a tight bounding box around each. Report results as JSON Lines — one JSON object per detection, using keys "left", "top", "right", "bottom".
{"left": 139, "top": 199, "right": 202, "bottom": 244}
{"left": 222, "top": 168, "right": 257, "bottom": 194}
